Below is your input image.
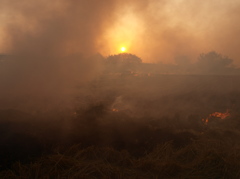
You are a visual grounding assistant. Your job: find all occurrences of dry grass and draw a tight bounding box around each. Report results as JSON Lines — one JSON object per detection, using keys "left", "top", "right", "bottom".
{"left": 1, "top": 74, "right": 240, "bottom": 178}
{"left": 1, "top": 131, "right": 240, "bottom": 179}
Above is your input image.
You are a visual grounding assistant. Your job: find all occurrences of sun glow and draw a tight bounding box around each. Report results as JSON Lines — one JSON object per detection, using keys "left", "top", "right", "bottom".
{"left": 121, "top": 47, "right": 126, "bottom": 52}
{"left": 100, "top": 8, "right": 144, "bottom": 56}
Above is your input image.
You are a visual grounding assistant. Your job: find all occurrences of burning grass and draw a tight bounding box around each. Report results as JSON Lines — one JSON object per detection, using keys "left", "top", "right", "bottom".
{"left": 1, "top": 106, "right": 240, "bottom": 178}
{"left": 202, "top": 110, "right": 231, "bottom": 125}
{"left": 1, "top": 75, "right": 240, "bottom": 178}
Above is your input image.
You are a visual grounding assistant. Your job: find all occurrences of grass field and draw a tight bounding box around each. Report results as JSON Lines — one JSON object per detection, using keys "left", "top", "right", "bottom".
{"left": 1, "top": 74, "right": 240, "bottom": 178}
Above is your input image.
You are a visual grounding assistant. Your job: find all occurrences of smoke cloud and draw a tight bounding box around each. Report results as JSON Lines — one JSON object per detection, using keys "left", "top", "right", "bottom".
{"left": 0, "top": 0, "right": 118, "bottom": 111}
{"left": 0, "top": 0, "right": 240, "bottom": 111}
{"left": 133, "top": 0, "right": 240, "bottom": 64}
{"left": 1, "top": 2, "right": 240, "bottom": 173}
{"left": 1, "top": 0, "right": 240, "bottom": 61}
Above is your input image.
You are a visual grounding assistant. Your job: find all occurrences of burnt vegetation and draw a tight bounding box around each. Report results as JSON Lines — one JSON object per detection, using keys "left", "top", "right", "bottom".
{"left": 1, "top": 52, "right": 240, "bottom": 178}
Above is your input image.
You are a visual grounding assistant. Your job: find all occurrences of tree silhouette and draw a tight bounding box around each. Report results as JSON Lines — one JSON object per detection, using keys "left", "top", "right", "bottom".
{"left": 105, "top": 53, "right": 142, "bottom": 73}
{"left": 106, "top": 53, "right": 142, "bottom": 64}
{"left": 198, "top": 51, "right": 233, "bottom": 67}
{"left": 195, "top": 51, "right": 236, "bottom": 75}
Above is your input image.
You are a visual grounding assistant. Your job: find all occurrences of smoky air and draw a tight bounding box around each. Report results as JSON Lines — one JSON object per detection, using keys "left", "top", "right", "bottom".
{"left": 0, "top": 0, "right": 240, "bottom": 178}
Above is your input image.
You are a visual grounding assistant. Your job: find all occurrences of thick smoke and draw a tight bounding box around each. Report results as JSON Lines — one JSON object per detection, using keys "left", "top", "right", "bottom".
{"left": 1, "top": 2, "right": 240, "bottom": 173}
{"left": 1, "top": 0, "right": 240, "bottom": 111}
{"left": 105, "top": 0, "right": 240, "bottom": 65}
{"left": 0, "top": 0, "right": 118, "bottom": 111}
{"left": 136, "top": 0, "right": 240, "bottom": 64}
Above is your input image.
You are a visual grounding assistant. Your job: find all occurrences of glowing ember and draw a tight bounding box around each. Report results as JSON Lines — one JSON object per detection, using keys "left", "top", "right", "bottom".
{"left": 202, "top": 110, "right": 230, "bottom": 124}
{"left": 112, "top": 108, "right": 119, "bottom": 112}
{"left": 210, "top": 111, "right": 230, "bottom": 119}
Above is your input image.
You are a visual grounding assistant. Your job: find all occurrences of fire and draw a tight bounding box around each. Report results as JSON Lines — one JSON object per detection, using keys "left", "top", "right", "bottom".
{"left": 210, "top": 111, "right": 230, "bottom": 119}
{"left": 112, "top": 108, "right": 119, "bottom": 112}
{"left": 202, "top": 110, "right": 230, "bottom": 124}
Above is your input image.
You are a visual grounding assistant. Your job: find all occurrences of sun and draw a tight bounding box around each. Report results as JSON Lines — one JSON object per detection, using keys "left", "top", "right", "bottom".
{"left": 120, "top": 47, "right": 126, "bottom": 53}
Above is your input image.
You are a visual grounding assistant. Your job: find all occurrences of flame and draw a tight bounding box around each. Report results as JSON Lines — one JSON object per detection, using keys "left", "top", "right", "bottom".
{"left": 112, "top": 108, "right": 119, "bottom": 112}
{"left": 202, "top": 110, "right": 230, "bottom": 125}
{"left": 205, "top": 118, "right": 209, "bottom": 124}
{"left": 210, "top": 111, "right": 230, "bottom": 119}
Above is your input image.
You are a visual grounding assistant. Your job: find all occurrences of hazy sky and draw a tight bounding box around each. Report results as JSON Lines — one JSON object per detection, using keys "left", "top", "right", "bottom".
{"left": 0, "top": 0, "right": 240, "bottom": 65}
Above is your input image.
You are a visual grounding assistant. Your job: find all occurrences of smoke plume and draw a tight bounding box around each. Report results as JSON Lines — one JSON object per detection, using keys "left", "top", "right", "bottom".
{"left": 0, "top": 0, "right": 240, "bottom": 111}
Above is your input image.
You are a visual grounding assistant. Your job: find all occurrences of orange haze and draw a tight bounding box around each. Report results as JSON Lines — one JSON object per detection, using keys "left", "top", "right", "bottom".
{"left": 0, "top": 0, "right": 240, "bottom": 65}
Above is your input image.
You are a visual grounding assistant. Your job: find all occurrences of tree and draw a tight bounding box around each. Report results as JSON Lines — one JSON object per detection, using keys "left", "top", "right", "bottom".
{"left": 106, "top": 53, "right": 142, "bottom": 65}
{"left": 198, "top": 51, "right": 233, "bottom": 67}
{"left": 195, "top": 51, "right": 235, "bottom": 75}
{"left": 105, "top": 53, "right": 142, "bottom": 73}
